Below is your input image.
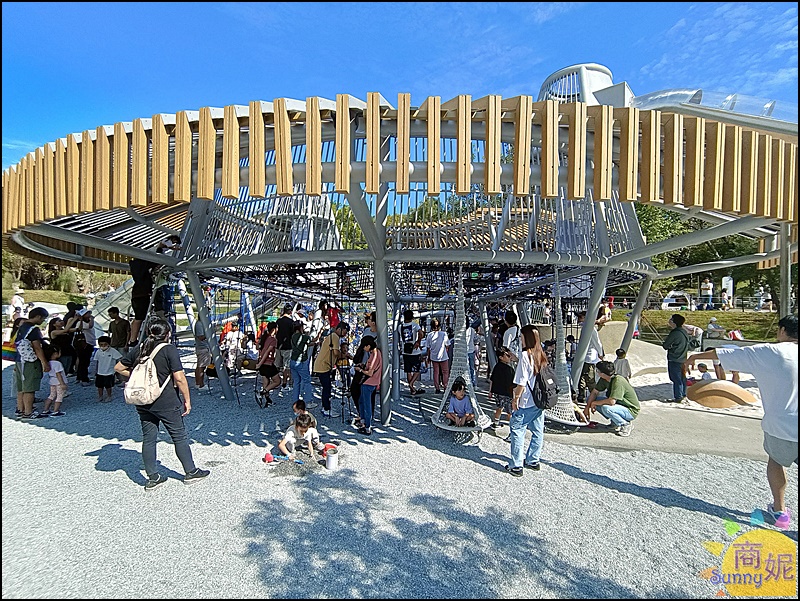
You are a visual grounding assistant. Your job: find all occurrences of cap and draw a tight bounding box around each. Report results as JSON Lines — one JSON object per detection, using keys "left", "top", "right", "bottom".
{"left": 15, "top": 288, "right": 24, "bottom": 294}
{"left": 710, "top": 317, "right": 717, "bottom": 322}
{"left": 697, "top": 363, "right": 707, "bottom": 368}
{"left": 76, "top": 308, "right": 86, "bottom": 316}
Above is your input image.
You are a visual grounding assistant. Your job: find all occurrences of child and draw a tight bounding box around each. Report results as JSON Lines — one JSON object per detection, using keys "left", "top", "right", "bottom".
{"left": 445, "top": 379, "right": 475, "bottom": 428}
{"left": 291, "top": 399, "right": 318, "bottom": 428}
{"left": 95, "top": 335, "right": 122, "bottom": 402}
{"left": 337, "top": 339, "right": 352, "bottom": 390}
{"left": 688, "top": 362, "right": 715, "bottom": 384}
{"left": 490, "top": 347, "right": 515, "bottom": 429}
{"left": 566, "top": 335, "right": 577, "bottom": 363}
{"left": 614, "top": 348, "right": 632, "bottom": 380}
{"left": 278, "top": 412, "right": 325, "bottom": 461}
{"left": 40, "top": 343, "right": 68, "bottom": 417}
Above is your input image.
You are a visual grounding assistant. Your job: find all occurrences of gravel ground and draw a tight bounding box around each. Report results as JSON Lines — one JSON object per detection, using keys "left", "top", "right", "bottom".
{"left": 2, "top": 352, "right": 797, "bottom": 599}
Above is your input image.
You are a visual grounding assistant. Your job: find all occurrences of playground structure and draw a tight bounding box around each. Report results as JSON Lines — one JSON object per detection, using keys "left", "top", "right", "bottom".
{"left": 2, "top": 63, "right": 797, "bottom": 426}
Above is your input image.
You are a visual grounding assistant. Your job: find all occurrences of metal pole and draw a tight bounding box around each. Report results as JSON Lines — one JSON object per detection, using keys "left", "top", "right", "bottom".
{"left": 478, "top": 301, "right": 497, "bottom": 374}
{"left": 185, "top": 269, "right": 235, "bottom": 402}
{"left": 374, "top": 259, "right": 392, "bottom": 425}
{"left": 621, "top": 277, "right": 653, "bottom": 352}
{"left": 175, "top": 278, "right": 197, "bottom": 333}
{"left": 391, "top": 302, "right": 401, "bottom": 405}
{"left": 780, "top": 223, "right": 791, "bottom": 317}
{"left": 571, "top": 267, "right": 611, "bottom": 393}
{"left": 244, "top": 292, "right": 257, "bottom": 334}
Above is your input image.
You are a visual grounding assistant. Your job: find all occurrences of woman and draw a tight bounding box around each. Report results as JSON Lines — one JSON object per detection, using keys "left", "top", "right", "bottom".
{"left": 114, "top": 318, "right": 209, "bottom": 490}
{"left": 289, "top": 321, "right": 313, "bottom": 405}
{"left": 425, "top": 318, "right": 451, "bottom": 394}
{"left": 47, "top": 315, "right": 78, "bottom": 377}
{"left": 74, "top": 309, "right": 97, "bottom": 385}
{"left": 505, "top": 324, "right": 548, "bottom": 477}
{"left": 255, "top": 321, "right": 281, "bottom": 404}
{"left": 355, "top": 336, "right": 381, "bottom": 436}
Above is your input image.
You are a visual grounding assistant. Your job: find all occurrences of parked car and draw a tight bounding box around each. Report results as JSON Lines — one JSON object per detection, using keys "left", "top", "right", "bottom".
{"left": 661, "top": 291, "right": 694, "bottom": 311}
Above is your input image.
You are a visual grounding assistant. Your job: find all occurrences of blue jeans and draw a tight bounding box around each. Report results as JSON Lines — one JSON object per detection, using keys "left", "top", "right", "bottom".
{"left": 314, "top": 370, "right": 333, "bottom": 411}
{"left": 138, "top": 406, "right": 196, "bottom": 477}
{"left": 509, "top": 405, "right": 545, "bottom": 469}
{"left": 667, "top": 360, "right": 687, "bottom": 400}
{"left": 360, "top": 384, "right": 377, "bottom": 429}
{"left": 467, "top": 352, "right": 476, "bottom": 385}
{"left": 597, "top": 403, "right": 634, "bottom": 427}
{"left": 290, "top": 358, "right": 313, "bottom": 404}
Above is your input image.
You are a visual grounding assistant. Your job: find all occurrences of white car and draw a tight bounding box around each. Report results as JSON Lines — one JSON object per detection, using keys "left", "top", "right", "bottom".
{"left": 661, "top": 291, "right": 693, "bottom": 311}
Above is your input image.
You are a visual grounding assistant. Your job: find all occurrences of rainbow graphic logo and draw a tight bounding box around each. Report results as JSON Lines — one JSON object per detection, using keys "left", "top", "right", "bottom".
{"left": 699, "top": 517, "right": 797, "bottom": 597}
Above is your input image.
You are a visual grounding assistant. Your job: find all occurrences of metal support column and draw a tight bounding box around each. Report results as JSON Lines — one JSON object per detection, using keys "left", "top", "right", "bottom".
{"left": 570, "top": 267, "right": 611, "bottom": 393}
{"left": 621, "top": 277, "right": 652, "bottom": 352}
{"left": 391, "top": 302, "right": 401, "bottom": 404}
{"left": 244, "top": 292, "right": 257, "bottom": 334}
{"left": 780, "top": 223, "right": 791, "bottom": 317}
{"left": 175, "top": 278, "right": 197, "bottom": 333}
{"left": 479, "top": 301, "right": 497, "bottom": 373}
{"left": 517, "top": 302, "right": 530, "bottom": 327}
{"left": 375, "top": 259, "right": 391, "bottom": 425}
{"left": 185, "top": 270, "right": 235, "bottom": 402}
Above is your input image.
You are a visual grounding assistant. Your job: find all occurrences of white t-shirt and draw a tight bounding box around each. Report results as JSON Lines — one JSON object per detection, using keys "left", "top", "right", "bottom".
{"left": 281, "top": 425, "right": 321, "bottom": 454}
{"left": 614, "top": 358, "right": 632, "bottom": 379}
{"left": 48, "top": 359, "right": 66, "bottom": 386}
{"left": 513, "top": 350, "right": 538, "bottom": 409}
{"left": 716, "top": 342, "right": 798, "bottom": 442}
{"left": 583, "top": 326, "right": 604, "bottom": 364}
{"left": 701, "top": 281, "right": 713, "bottom": 296}
{"left": 425, "top": 331, "right": 451, "bottom": 362}
{"left": 95, "top": 347, "right": 122, "bottom": 376}
{"left": 502, "top": 325, "right": 521, "bottom": 357}
{"left": 699, "top": 371, "right": 714, "bottom": 381}
{"left": 465, "top": 326, "right": 477, "bottom": 353}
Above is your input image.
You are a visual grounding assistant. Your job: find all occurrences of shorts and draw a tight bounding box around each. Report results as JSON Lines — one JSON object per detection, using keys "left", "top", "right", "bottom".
{"left": 403, "top": 354, "right": 421, "bottom": 374}
{"left": 493, "top": 393, "right": 513, "bottom": 413}
{"left": 195, "top": 348, "right": 212, "bottom": 370}
{"left": 131, "top": 296, "right": 150, "bottom": 321}
{"left": 259, "top": 364, "right": 278, "bottom": 379}
{"left": 763, "top": 432, "right": 798, "bottom": 467}
{"left": 276, "top": 349, "right": 292, "bottom": 370}
{"left": 14, "top": 361, "right": 43, "bottom": 393}
{"left": 95, "top": 373, "right": 115, "bottom": 389}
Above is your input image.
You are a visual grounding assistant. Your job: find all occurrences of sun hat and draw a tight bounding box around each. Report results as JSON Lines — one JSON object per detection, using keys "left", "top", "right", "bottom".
{"left": 710, "top": 317, "right": 717, "bottom": 322}
{"left": 15, "top": 287, "right": 24, "bottom": 294}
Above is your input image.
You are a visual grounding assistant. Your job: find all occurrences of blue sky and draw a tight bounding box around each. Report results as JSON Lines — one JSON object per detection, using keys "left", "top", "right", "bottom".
{"left": 2, "top": 2, "right": 797, "bottom": 171}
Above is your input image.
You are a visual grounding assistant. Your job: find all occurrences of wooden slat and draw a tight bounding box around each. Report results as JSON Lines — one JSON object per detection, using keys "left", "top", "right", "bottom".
{"left": 305, "top": 97, "right": 322, "bottom": 196}
{"left": 273, "top": 98, "right": 293, "bottom": 196}
{"left": 683, "top": 117, "right": 704, "bottom": 208}
{"left": 222, "top": 105, "right": 239, "bottom": 199}
{"left": 94, "top": 126, "right": 110, "bottom": 211}
{"left": 43, "top": 144, "right": 55, "bottom": 220}
{"left": 66, "top": 134, "right": 80, "bottom": 214}
{"left": 739, "top": 130, "right": 759, "bottom": 215}
{"left": 506, "top": 95, "right": 532, "bottom": 196}
{"left": 335, "top": 94, "right": 351, "bottom": 194}
{"left": 197, "top": 108, "right": 216, "bottom": 200}
{"left": 662, "top": 113, "right": 683, "bottom": 205}
{"left": 151, "top": 114, "right": 169, "bottom": 204}
{"left": 365, "top": 92, "right": 381, "bottom": 195}
{"left": 755, "top": 134, "right": 773, "bottom": 218}
{"left": 2, "top": 171, "right": 8, "bottom": 234}
{"left": 112, "top": 123, "right": 129, "bottom": 208}
{"left": 454, "top": 94, "right": 472, "bottom": 195}
{"left": 249, "top": 101, "right": 265, "bottom": 198}
{"left": 396, "top": 92, "right": 411, "bottom": 195}
{"left": 482, "top": 95, "right": 501, "bottom": 195}
{"left": 80, "top": 131, "right": 94, "bottom": 213}
{"left": 535, "top": 100, "right": 559, "bottom": 198}
{"left": 131, "top": 119, "right": 148, "bottom": 207}
{"left": 702, "top": 121, "right": 725, "bottom": 211}
{"left": 587, "top": 105, "right": 612, "bottom": 200}
{"left": 613, "top": 107, "right": 637, "bottom": 202}
{"left": 640, "top": 110, "right": 661, "bottom": 203}
{"left": 770, "top": 139, "right": 785, "bottom": 220}
{"left": 721, "top": 124, "right": 742, "bottom": 213}
{"left": 54, "top": 139, "right": 67, "bottom": 217}
{"left": 174, "top": 112, "right": 192, "bottom": 202}
{"left": 13, "top": 163, "right": 22, "bottom": 230}
{"left": 426, "top": 96, "right": 441, "bottom": 196}
{"left": 33, "top": 148, "right": 44, "bottom": 223}
{"left": 16, "top": 160, "right": 25, "bottom": 228}
{"left": 785, "top": 144, "right": 797, "bottom": 223}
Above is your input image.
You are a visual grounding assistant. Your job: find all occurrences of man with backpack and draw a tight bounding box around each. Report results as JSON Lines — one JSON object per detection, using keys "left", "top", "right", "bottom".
{"left": 662, "top": 313, "right": 691, "bottom": 403}
{"left": 582, "top": 360, "right": 640, "bottom": 437}
{"left": 398, "top": 309, "right": 426, "bottom": 395}
{"left": 14, "top": 307, "right": 51, "bottom": 420}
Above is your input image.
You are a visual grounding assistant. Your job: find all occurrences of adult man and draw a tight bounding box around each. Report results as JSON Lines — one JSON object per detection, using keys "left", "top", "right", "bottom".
{"left": 582, "top": 360, "right": 640, "bottom": 437}
{"left": 9, "top": 287, "right": 25, "bottom": 319}
{"left": 398, "top": 309, "right": 426, "bottom": 395}
{"left": 312, "top": 321, "right": 350, "bottom": 417}
{"left": 662, "top": 313, "right": 690, "bottom": 403}
{"left": 194, "top": 320, "right": 212, "bottom": 392}
{"left": 700, "top": 277, "right": 714, "bottom": 310}
{"left": 14, "top": 307, "right": 50, "bottom": 419}
{"left": 275, "top": 303, "right": 296, "bottom": 389}
{"left": 575, "top": 311, "right": 604, "bottom": 404}
{"left": 128, "top": 257, "right": 157, "bottom": 346}
{"left": 706, "top": 317, "right": 726, "bottom": 339}
{"left": 685, "top": 315, "right": 797, "bottom": 529}
{"left": 502, "top": 310, "right": 521, "bottom": 364}
{"left": 106, "top": 306, "right": 131, "bottom": 354}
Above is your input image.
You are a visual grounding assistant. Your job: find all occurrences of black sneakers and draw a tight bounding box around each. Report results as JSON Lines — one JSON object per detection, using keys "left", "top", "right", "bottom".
{"left": 184, "top": 468, "right": 210, "bottom": 484}
{"left": 504, "top": 465, "right": 523, "bottom": 477}
{"left": 524, "top": 462, "right": 541, "bottom": 471}
{"left": 144, "top": 473, "right": 167, "bottom": 491}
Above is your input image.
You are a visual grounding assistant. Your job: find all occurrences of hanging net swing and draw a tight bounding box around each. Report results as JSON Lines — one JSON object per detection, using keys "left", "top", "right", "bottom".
{"left": 431, "top": 268, "right": 493, "bottom": 436}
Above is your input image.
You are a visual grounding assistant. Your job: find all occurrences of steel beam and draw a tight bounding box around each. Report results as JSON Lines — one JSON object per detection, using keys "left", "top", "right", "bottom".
{"left": 570, "top": 267, "right": 610, "bottom": 393}
{"left": 655, "top": 244, "right": 797, "bottom": 279}
{"left": 374, "top": 258, "right": 392, "bottom": 425}
{"left": 621, "top": 277, "right": 652, "bottom": 351}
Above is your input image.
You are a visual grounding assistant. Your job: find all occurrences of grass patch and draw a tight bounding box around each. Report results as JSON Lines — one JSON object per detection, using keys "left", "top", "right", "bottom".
{"left": 612, "top": 309, "right": 780, "bottom": 342}
{"left": 2, "top": 289, "right": 87, "bottom": 306}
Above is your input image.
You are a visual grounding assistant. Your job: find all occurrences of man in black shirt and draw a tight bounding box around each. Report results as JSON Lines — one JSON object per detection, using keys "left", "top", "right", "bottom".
{"left": 128, "top": 258, "right": 158, "bottom": 346}
{"left": 275, "top": 303, "right": 296, "bottom": 389}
